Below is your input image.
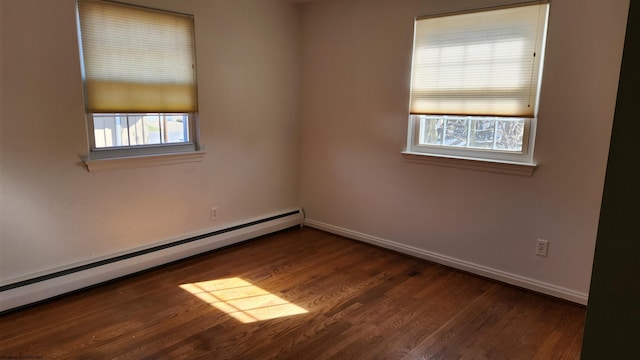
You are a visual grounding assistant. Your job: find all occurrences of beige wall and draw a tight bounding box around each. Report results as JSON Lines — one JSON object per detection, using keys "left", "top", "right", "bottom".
{"left": 0, "top": 0, "right": 630, "bottom": 302}
{"left": 299, "top": 0, "right": 629, "bottom": 298}
{"left": 0, "top": 0, "right": 301, "bottom": 283}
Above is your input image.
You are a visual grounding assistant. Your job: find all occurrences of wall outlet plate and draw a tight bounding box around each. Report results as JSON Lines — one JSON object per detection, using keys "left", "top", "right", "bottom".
{"left": 536, "top": 239, "right": 549, "bottom": 257}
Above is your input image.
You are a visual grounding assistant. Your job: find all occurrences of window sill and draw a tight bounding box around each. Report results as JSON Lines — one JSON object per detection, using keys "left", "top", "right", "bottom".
{"left": 83, "top": 150, "right": 206, "bottom": 173}
{"left": 402, "top": 151, "right": 537, "bottom": 176}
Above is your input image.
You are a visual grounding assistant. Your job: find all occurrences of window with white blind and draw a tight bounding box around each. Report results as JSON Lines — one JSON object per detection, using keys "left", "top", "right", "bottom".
{"left": 76, "top": 0, "right": 199, "bottom": 161}
{"left": 406, "top": 2, "right": 549, "bottom": 166}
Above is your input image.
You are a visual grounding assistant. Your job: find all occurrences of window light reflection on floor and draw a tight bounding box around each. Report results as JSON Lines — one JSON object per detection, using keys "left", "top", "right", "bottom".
{"left": 179, "top": 277, "right": 308, "bottom": 323}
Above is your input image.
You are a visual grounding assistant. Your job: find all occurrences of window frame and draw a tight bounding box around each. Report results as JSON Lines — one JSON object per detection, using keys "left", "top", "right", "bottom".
{"left": 405, "top": 1, "right": 549, "bottom": 171}
{"left": 76, "top": 0, "right": 202, "bottom": 166}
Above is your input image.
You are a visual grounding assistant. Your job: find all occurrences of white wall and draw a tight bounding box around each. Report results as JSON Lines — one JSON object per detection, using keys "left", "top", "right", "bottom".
{"left": 299, "top": 0, "right": 629, "bottom": 302}
{"left": 0, "top": 0, "right": 301, "bottom": 284}
{"left": 0, "top": 0, "right": 630, "bottom": 304}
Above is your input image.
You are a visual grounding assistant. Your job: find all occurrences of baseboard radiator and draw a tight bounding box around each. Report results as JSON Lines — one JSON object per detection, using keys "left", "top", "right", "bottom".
{"left": 0, "top": 209, "right": 303, "bottom": 314}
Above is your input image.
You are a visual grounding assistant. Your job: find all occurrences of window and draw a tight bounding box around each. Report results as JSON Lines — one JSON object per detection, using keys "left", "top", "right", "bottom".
{"left": 77, "top": 0, "right": 199, "bottom": 161}
{"left": 406, "top": 2, "right": 549, "bottom": 166}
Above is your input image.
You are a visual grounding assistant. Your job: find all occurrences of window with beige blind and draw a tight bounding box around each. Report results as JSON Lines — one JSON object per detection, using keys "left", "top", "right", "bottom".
{"left": 76, "top": 0, "right": 199, "bottom": 160}
{"left": 406, "top": 2, "right": 549, "bottom": 166}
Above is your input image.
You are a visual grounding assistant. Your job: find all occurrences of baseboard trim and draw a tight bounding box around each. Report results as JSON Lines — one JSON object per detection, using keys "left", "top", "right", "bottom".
{"left": 304, "top": 218, "right": 588, "bottom": 305}
{"left": 0, "top": 209, "right": 303, "bottom": 313}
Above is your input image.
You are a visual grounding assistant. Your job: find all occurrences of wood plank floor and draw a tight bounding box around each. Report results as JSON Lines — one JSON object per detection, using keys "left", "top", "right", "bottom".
{"left": 0, "top": 227, "right": 585, "bottom": 359}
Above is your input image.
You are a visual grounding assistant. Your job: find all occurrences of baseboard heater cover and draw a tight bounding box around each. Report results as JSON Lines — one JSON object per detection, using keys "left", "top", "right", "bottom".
{"left": 0, "top": 209, "right": 303, "bottom": 314}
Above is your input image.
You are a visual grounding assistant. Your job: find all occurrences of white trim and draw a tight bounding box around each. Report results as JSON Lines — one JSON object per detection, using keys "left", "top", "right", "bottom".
{"left": 304, "top": 218, "right": 588, "bottom": 305}
{"left": 83, "top": 150, "right": 206, "bottom": 172}
{"left": 0, "top": 210, "right": 303, "bottom": 313}
{"left": 402, "top": 151, "right": 537, "bottom": 176}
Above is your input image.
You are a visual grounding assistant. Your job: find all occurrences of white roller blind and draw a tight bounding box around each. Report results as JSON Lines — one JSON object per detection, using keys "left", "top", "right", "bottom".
{"left": 77, "top": 0, "right": 197, "bottom": 113}
{"left": 410, "top": 3, "right": 549, "bottom": 118}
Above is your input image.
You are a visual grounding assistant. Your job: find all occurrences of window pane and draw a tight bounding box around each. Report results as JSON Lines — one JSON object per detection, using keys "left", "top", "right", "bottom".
{"left": 417, "top": 115, "right": 525, "bottom": 153}
{"left": 116, "top": 115, "right": 129, "bottom": 146}
{"left": 495, "top": 119, "right": 524, "bottom": 151}
{"left": 419, "top": 116, "right": 444, "bottom": 146}
{"left": 469, "top": 119, "right": 495, "bottom": 150}
{"left": 164, "top": 114, "right": 189, "bottom": 143}
{"left": 92, "top": 113, "right": 189, "bottom": 148}
{"left": 127, "top": 115, "right": 142, "bottom": 146}
{"left": 143, "top": 114, "right": 162, "bottom": 145}
{"left": 443, "top": 118, "right": 468, "bottom": 147}
{"left": 93, "top": 114, "right": 118, "bottom": 147}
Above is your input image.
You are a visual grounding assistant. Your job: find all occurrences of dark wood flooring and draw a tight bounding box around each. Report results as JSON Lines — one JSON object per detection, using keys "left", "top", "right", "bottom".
{"left": 0, "top": 227, "right": 585, "bottom": 359}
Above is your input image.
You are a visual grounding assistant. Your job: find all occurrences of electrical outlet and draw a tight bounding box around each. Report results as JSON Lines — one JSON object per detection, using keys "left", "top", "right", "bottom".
{"left": 536, "top": 239, "right": 549, "bottom": 257}
{"left": 211, "top": 207, "right": 219, "bottom": 221}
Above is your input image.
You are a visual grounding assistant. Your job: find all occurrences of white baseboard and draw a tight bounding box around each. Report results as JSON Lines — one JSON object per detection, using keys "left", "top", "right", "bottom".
{"left": 304, "top": 218, "right": 588, "bottom": 305}
{"left": 0, "top": 210, "right": 303, "bottom": 313}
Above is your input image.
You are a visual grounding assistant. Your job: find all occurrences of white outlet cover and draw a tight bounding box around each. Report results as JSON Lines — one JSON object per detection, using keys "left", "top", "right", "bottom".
{"left": 536, "top": 239, "right": 549, "bottom": 257}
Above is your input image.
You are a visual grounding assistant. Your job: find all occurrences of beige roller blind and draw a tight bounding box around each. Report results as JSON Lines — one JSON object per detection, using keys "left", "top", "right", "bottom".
{"left": 410, "top": 3, "right": 549, "bottom": 118}
{"left": 77, "top": 0, "right": 197, "bottom": 113}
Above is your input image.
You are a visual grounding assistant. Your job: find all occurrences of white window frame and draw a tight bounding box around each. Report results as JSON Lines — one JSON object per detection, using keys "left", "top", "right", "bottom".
{"left": 405, "top": 1, "right": 549, "bottom": 174}
{"left": 76, "top": 0, "right": 204, "bottom": 170}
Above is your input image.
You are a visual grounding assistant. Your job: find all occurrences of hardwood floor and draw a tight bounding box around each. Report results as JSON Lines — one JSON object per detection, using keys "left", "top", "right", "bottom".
{"left": 0, "top": 227, "right": 585, "bottom": 359}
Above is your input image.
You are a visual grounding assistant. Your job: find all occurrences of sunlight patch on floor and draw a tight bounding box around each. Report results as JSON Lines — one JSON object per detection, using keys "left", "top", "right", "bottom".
{"left": 179, "top": 277, "right": 308, "bottom": 323}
